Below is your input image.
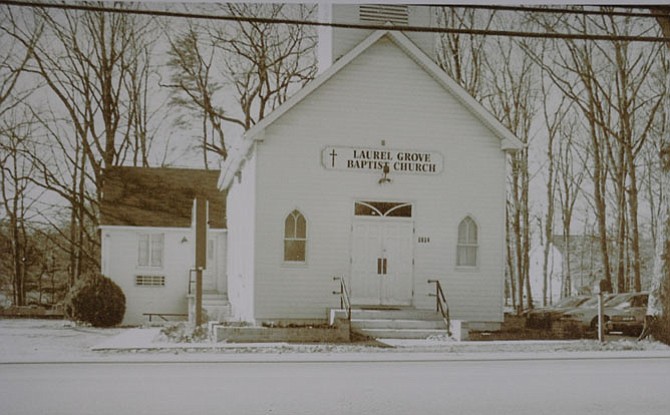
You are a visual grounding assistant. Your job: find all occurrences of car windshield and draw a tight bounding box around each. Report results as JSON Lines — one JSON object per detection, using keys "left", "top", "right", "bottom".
{"left": 579, "top": 297, "right": 599, "bottom": 308}
{"left": 553, "top": 296, "right": 588, "bottom": 308}
{"left": 604, "top": 294, "right": 632, "bottom": 307}
{"left": 579, "top": 294, "right": 616, "bottom": 308}
{"left": 612, "top": 294, "right": 648, "bottom": 310}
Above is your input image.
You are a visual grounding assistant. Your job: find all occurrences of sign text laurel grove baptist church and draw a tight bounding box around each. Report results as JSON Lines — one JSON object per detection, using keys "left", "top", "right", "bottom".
{"left": 322, "top": 146, "right": 443, "bottom": 175}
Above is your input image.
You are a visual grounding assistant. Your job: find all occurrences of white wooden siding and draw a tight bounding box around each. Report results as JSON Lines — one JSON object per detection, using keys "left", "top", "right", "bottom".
{"left": 225, "top": 152, "right": 257, "bottom": 321}
{"left": 208, "top": 230, "right": 228, "bottom": 294}
{"left": 249, "top": 38, "right": 506, "bottom": 323}
{"left": 102, "top": 226, "right": 227, "bottom": 325}
{"left": 101, "top": 228, "right": 192, "bottom": 325}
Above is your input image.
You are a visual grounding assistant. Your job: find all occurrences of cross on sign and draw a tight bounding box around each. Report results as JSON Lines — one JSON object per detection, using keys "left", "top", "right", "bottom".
{"left": 329, "top": 149, "right": 338, "bottom": 167}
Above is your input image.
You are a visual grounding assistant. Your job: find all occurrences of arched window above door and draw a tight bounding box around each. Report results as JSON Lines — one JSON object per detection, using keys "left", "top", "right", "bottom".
{"left": 457, "top": 216, "right": 478, "bottom": 267}
{"left": 354, "top": 201, "right": 412, "bottom": 217}
{"left": 284, "top": 210, "right": 307, "bottom": 262}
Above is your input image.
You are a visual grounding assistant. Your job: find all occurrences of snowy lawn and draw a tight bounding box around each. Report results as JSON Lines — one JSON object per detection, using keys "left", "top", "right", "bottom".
{"left": 0, "top": 318, "right": 123, "bottom": 362}
{"left": 1, "top": 318, "right": 669, "bottom": 363}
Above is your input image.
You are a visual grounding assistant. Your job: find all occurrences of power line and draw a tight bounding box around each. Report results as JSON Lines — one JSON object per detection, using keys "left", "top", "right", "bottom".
{"left": 1, "top": 1, "right": 669, "bottom": 43}
{"left": 457, "top": 4, "right": 669, "bottom": 20}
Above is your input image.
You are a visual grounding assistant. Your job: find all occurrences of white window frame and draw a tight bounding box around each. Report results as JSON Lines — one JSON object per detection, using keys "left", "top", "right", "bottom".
{"left": 456, "top": 217, "right": 478, "bottom": 268}
{"left": 138, "top": 233, "right": 164, "bottom": 268}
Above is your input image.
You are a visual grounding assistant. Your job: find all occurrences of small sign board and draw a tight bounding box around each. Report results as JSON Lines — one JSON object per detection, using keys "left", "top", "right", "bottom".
{"left": 322, "top": 146, "right": 443, "bottom": 175}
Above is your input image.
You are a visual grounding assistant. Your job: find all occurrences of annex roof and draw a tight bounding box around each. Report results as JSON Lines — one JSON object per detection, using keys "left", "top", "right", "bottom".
{"left": 101, "top": 166, "right": 226, "bottom": 229}
{"left": 220, "top": 29, "right": 525, "bottom": 189}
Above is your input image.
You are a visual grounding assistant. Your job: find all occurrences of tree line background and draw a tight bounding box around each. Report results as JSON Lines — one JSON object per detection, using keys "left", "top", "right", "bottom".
{"left": 1, "top": 3, "right": 669, "bottom": 315}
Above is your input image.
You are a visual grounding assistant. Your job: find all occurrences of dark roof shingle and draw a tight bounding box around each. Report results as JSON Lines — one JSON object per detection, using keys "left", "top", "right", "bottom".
{"left": 100, "top": 167, "right": 226, "bottom": 229}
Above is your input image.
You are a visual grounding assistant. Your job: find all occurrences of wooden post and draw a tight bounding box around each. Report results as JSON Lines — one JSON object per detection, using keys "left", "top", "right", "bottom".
{"left": 194, "top": 196, "right": 207, "bottom": 327}
{"left": 597, "top": 291, "right": 604, "bottom": 343}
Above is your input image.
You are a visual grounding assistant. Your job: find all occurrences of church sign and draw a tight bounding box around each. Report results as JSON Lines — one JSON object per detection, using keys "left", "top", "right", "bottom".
{"left": 322, "top": 146, "right": 443, "bottom": 175}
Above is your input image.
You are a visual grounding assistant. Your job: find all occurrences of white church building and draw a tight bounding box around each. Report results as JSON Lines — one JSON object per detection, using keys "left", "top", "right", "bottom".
{"left": 100, "top": 4, "right": 523, "bottom": 329}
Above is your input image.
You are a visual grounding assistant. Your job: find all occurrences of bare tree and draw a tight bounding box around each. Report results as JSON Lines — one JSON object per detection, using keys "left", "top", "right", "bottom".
{"left": 164, "top": 23, "right": 229, "bottom": 167}
{"left": 0, "top": 8, "right": 43, "bottom": 305}
{"left": 435, "top": 7, "right": 494, "bottom": 100}
{"left": 5, "top": 4, "right": 158, "bottom": 283}
{"left": 644, "top": 5, "right": 670, "bottom": 341}
{"left": 523, "top": 8, "right": 665, "bottom": 294}
{"left": 0, "top": 113, "right": 43, "bottom": 306}
{"left": 485, "top": 29, "right": 538, "bottom": 311}
{"left": 162, "top": 4, "right": 317, "bottom": 169}
{"left": 556, "top": 116, "right": 586, "bottom": 296}
{"left": 0, "top": 6, "right": 40, "bottom": 119}
{"left": 211, "top": 3, "right": 317, "bottom": 130}
{"left": 539, "top": 79, "right": 572, "bottom": 304}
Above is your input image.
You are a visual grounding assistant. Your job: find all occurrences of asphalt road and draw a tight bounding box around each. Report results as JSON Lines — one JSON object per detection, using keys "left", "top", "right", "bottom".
{"left": 1, "top": 357, "right": 668, "bottom": 415}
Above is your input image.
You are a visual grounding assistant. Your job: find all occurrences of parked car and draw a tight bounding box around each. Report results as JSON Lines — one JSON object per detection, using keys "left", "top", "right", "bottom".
{"left": 560, "top": 292, "right": 644, "bottom": 331}
{"left": 606, "top": 292, "right": 649, "bottom": 336}
{"left": 524, "top": 295, "right": 591, "bottom": 329}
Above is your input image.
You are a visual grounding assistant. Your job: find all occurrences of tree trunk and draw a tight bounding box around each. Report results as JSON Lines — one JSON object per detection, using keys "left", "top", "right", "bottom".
{"left": 625, "top": 144, "right": 643, "bottom": 292}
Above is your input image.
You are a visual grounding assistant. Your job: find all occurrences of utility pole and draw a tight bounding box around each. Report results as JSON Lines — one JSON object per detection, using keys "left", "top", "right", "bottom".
{"left": 194, "top": 196, "right": 208, "bottom": 327}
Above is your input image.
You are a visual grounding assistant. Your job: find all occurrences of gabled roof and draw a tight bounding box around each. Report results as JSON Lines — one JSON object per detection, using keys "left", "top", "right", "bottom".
{"left": 220, "top": 29, "right": 524, "bottom": 189}
{"left": 101, "top": 167, "right": 226, "bottom": 229}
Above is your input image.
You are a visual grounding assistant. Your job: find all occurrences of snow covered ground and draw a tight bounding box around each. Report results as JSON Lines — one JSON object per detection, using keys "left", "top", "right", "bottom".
{"left": 2, "top": 318, "right": 670, "bottom": 363}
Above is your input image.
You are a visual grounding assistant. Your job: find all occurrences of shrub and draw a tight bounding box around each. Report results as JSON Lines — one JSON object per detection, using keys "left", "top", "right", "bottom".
{"left": 65, "top": 273, "right": 126, "bottom": 327}
{"left": 159, "top": 322, "right": 208, "bottom": 343}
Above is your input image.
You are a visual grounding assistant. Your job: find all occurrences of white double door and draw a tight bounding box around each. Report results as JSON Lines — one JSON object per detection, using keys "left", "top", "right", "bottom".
{"left": 351, "top": 218, "right": 413, "bottom": 305}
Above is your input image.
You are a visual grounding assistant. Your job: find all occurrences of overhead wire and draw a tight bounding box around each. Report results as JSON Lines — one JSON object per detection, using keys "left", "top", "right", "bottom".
{"left": 457, "top": 4, "right": 670, "bottom": 20}
{"left": 0, "top": 0, "right": 668, "bottom": 43}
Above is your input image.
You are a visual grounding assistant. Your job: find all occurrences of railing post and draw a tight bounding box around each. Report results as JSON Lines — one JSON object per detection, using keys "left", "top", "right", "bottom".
{"left": 333, "top": 276, "right": 352, "bottom": 321}
{"left": 428, "top": 279, "right": 451, "bottom": 337}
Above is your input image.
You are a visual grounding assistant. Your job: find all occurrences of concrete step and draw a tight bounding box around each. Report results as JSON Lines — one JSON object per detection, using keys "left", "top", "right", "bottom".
{"left": 204, "top": 307, "right": 231, "bottom": 322}
{"left": 349, "top": 309, "right": 443, "bottom": 320}
{"left": 188, "top": 291, "right": 232, "bottom": 322}
{"left": 330, "top": 307, "right": 467, "bottom": 340}
{"left": 351, "top": 318, "right": 446, "bottom": 330}
{"left": 356, "top": 328, "right": 451, "bottom": 339}
{"left": 203, "top": 300, "right": 230, "bottom": 307}
{"left": 341, "top": 307, "right": 452, "bottom": 339}
{"left": 202, "top": 293, "right": 229, "bottom": 301}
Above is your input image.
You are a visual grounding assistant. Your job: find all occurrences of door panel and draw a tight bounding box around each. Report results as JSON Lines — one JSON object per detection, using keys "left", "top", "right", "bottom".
{"left": 381, "top": 221, "right": 413, "bottom": 305}
{"left": 351, "top": 221, "right": 382, "bottom": 304}
{"left": 351, "top": 219, "right": 413, "bottom": 305}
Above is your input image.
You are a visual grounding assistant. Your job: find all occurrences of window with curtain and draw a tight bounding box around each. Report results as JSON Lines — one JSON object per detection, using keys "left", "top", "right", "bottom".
{"left": 284, "top": 210, "right": 307, "bottom": 262}
{"left": 138, "top": 233, "right": 164, "bottom": 267}
{"left": 457, "top": 217, "right": 478, "bottom": 267}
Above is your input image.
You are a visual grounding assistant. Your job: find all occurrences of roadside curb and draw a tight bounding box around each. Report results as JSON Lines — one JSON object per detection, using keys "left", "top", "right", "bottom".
{"left": 6, "top": 349, "right": 670, "bottom": 365}
{"left": 86, "top": 328, "right": 670, "bottom": 361}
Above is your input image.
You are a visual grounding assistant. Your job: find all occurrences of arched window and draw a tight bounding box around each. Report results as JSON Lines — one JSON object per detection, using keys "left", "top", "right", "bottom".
{"left": 457, "top": 217, "right": 478, "bottom": 267}
{"left": 284, "top": 210, "right": 307, "bottom": 262}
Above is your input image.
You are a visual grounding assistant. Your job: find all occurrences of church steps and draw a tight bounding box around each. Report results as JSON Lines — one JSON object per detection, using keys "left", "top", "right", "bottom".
{"left": 189, "top": 292, "right": 232, "bottom": 322}
{"left": 343, "top": 308, "right": 456, "bottom": 339}
{"left": 351, "top": 318, "right": 446, "bottom": 330}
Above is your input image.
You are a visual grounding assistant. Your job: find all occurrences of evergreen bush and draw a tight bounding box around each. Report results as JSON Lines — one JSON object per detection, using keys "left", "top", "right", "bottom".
{"left": 65, "top": 273, "right": 126, "bottom": 327}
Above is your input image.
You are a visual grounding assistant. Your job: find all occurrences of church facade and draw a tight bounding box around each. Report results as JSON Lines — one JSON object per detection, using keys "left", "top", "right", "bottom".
{"left": 100, "top": 5, "right": 522, "bottom": 329}
{"left": 219, "top": 5, "right": 522, "bottom": 328}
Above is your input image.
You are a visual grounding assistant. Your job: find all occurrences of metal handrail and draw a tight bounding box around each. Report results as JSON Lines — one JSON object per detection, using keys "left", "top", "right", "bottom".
{"left": 188, "top": 269, "right": 197, "bottom": 295}
{"left": 333, "top": 276, "right": 352, "bottom": 321}
{"left": 428, "top": 279, "right": 452, "bottom": 336}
